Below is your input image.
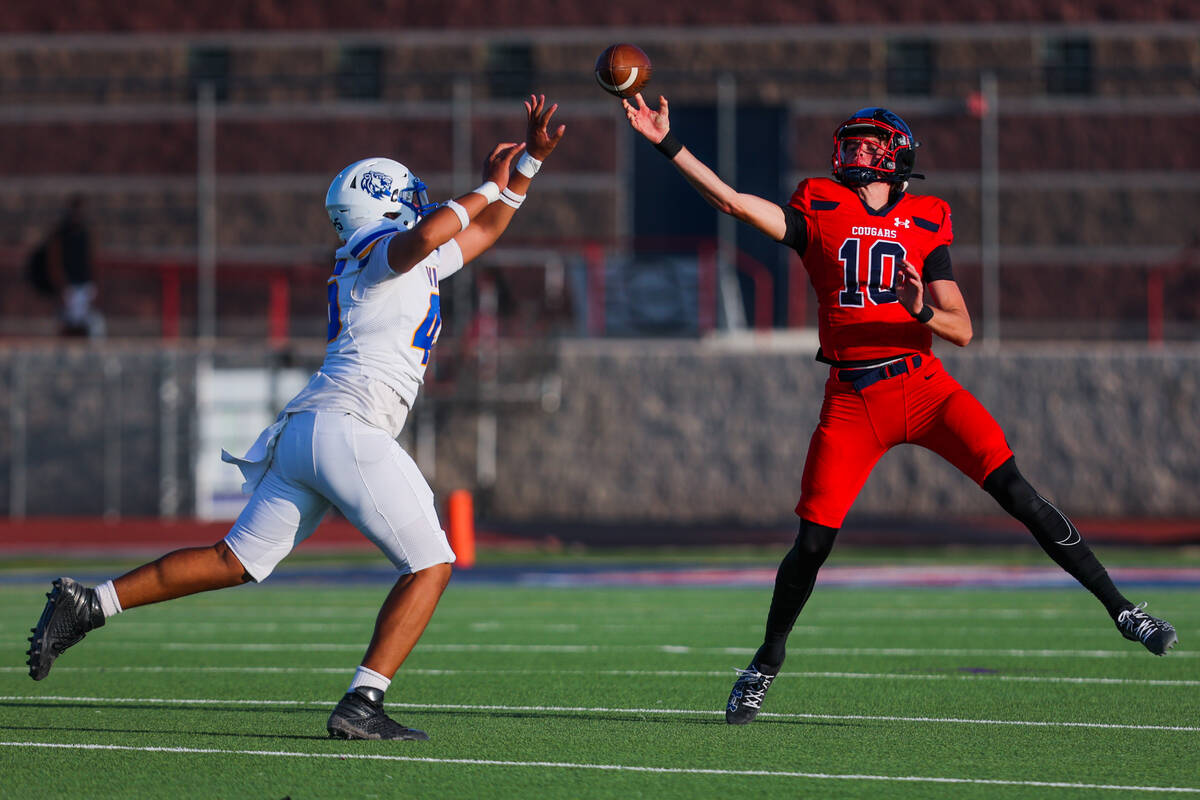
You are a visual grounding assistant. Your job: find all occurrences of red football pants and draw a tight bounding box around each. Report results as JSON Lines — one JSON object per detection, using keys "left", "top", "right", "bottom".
{"left": 795, "top": 354, "right": 1014, "bottom": 528}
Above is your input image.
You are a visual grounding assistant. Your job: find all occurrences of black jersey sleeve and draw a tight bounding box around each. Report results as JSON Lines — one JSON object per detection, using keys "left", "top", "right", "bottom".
{"left": 778, "top": 204, "right": 808, "bottom": 257}
{"left": 922, "top": 245, "right": 954, "bottom": 282}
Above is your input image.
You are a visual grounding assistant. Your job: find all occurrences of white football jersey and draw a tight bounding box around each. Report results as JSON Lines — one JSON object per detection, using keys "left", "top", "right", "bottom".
{"left": 282, "top": 219, "right": 465, "bottom": 438}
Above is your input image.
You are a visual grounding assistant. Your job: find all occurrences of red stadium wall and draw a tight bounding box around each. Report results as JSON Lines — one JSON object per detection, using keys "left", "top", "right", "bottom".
{"left": 4, "top": 0, "right": 1197, "bottom": 33}
{"left": 0, "top": 516, "right": 1195, "bottom": 555}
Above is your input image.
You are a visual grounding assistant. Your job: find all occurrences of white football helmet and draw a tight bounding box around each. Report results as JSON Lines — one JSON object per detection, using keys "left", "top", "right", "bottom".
{"left": 324, "top": 157, "right": 436, "bottom": 239}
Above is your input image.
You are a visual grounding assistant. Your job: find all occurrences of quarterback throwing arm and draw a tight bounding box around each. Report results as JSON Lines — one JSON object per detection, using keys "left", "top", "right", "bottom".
{"left": 622, "top": 92, "right": 970, "bottom": 350}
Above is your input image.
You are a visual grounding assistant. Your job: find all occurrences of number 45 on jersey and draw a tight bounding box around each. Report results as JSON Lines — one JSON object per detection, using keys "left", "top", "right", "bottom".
{"left": 325, "top": 258, "right": 443, "bottom": 366}
{"left": 410, "top": 293, "right": 441, "bottom": 365}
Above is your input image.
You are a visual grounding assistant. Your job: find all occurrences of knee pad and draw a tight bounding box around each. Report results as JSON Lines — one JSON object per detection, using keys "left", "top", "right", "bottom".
{"left": 983, "top": 457, "right": 1043, "bottom": 521}
{"left": 793, "top": 519, "right": 839, "bottom": 561}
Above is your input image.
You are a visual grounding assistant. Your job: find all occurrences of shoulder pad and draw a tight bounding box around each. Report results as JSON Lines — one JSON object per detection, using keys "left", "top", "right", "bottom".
{"left": 336, "top": 219, "right": 405, "bottom": 261}
{"left": 902, "top": 194, "right": 953, "bottom": 246}
{"left": 788, "top": 177, "right": 851, "bottom": 212}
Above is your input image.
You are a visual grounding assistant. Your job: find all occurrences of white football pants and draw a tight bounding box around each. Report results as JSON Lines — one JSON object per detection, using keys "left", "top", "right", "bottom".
{"left": 224, "top": 411, "right": 454, "bottom": 581}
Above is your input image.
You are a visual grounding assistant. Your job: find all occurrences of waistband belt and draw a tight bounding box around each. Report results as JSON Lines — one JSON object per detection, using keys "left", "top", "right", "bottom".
{"left": 837, "top": 354, "right": 923, "bottom": 392}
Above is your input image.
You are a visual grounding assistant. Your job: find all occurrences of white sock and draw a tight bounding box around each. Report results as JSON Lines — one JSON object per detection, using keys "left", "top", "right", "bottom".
{"left": 348, "top": 665, "right": 391, "bottom": 695}
{"left": 95, "top": 580, "right": 122, "bottom": 618}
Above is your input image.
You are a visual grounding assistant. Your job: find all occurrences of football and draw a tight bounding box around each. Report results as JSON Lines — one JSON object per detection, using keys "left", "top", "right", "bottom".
{"left": 594, "top": 43, "right": 652, "bottom": 98}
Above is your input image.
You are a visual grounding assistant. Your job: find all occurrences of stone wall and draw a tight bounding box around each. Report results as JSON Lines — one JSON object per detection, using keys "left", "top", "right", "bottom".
{"left": 2, "top": 340, "right": 1197, "bottom": 525}
{"left": 472, "top": 339, "right": 1200, "bottom": 524}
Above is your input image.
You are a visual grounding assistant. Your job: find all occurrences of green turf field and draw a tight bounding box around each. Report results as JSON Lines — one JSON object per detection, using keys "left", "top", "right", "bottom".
{"left": 2, "top": 576, "right": 1197, "bottom": 798}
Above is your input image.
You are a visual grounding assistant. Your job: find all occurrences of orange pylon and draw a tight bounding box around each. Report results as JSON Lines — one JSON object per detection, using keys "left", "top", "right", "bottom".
{"left": 446, "top": 489, "right": 476, "bottom": 568}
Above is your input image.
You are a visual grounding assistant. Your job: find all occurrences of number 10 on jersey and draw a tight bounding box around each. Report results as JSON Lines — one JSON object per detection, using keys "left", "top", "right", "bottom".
{"left": 838, "top": 238, "right": 905, "bottom": 307}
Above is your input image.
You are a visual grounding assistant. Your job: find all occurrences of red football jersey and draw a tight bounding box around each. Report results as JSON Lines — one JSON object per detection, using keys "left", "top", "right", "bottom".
{"left": 789, "top": 177, "right": 953, "bottom": 362}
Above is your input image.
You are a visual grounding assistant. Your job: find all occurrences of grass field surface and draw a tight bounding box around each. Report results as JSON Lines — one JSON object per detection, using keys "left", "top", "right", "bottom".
{"left": 1, "top": 558, "right": 1197, "bottom": 798}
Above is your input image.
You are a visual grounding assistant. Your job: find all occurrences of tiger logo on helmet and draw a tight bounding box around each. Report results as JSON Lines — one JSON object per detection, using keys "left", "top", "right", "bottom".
{"left": 324, "top": 157, "right": 439, "bottom": 240}
{"left": 359, "top": 170, "right": 395, "bottom": 202}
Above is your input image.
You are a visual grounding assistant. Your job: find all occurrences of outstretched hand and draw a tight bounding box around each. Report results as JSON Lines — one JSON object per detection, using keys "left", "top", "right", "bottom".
{"left": 622, "top": 93, "right": 670, "bottom": 143}
{"left": 894, "top": 259, "right": 925, "bottom": 315}
{"left": 482, "top": 142, "right": 525, "bottom": 191}
{"left": 525, "top": 94, "right": 566, "bottom": 160}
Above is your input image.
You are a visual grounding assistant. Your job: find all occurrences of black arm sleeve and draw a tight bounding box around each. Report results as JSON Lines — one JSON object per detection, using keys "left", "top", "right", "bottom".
{"left": 778, "top": 205, "right": 808, "bottom": 257}
{"left": 923, "top": 245, "right": 954, "bottom": 282}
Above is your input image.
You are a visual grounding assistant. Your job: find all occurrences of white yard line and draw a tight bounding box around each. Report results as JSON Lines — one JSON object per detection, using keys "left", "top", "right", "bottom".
{"left": 1, "top": 665, "right": 1197, "bottom": 687}
{"left": 0, "top": 622, "right": 354, "bottom": 633}
{"left": 128, "top": 641, "right": 1194, "bottom": 658}
{"left": 1, "top": 696, "right": 1197, "bottom": 732}
{"left": 0, "top": 741, "right": 1196, "bottom": 793}
{"left": 1, "top": 620, "right": 1131, "bottom": 635}
{"left": 8, "top": 606, "right": 1193, "bottom": 625}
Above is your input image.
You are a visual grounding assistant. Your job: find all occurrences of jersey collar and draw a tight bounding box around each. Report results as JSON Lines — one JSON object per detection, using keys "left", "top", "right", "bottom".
{"left": 857, "top": 189, "right": 906, "bottom": 217}
{"left": 336, "top": 219, "right": 405, "bottom": 261}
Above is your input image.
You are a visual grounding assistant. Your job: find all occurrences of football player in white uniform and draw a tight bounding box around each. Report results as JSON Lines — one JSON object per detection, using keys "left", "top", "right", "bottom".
{"left": 27, "top": 95, "right": 566, "bottom": 741}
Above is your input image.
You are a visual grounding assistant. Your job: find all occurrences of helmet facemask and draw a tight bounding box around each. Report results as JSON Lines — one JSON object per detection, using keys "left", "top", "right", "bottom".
{"left": 390, "top": 176, "right": 437, "bottom": 222}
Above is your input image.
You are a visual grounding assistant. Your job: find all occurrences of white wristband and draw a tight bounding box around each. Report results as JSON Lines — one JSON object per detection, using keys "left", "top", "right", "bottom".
{"left": 516, "top": 153, "right": 542, "bottom": 178}
{"left": 472, "top": 181, "right": 501, "bottom": 204}
{"left": 444, "top": 199, "right": 470, "bottom": 231}
{"left": 498, "top": 187, "right": 525, "bottom": 209}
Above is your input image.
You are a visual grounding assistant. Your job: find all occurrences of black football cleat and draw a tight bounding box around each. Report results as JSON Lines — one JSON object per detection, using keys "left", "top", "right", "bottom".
{"left": 327, "top": 687, "right": 429, "bottom": 741}
{"left": 26, "top": 577, "right": 106, "bottom": 680}
{"left": 725, "top": 660, "right": 779, "bottom": 725}
{"left": 1115, "top": 602, "right": 1178, "bottom": 656}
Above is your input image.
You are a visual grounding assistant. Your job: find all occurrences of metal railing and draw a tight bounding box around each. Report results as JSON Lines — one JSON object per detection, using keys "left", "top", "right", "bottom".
{"left": 2, "top": 36, "right": 1198, "bottom": 342}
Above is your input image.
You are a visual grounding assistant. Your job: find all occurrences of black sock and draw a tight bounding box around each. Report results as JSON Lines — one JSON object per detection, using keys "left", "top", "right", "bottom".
{"left": 758, "top": 520, "right": 839, "bottom": 669}
{"left": 984, "top": 458, "right": 1131, "bottom": 618}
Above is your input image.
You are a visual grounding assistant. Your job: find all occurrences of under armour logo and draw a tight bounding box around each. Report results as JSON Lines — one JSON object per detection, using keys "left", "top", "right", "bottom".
{"left": 894, "top": 217, "right": 911, "bottom": 228}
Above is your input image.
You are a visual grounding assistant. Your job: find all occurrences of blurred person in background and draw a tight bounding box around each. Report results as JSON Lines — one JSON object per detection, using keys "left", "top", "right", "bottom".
{"left": 623, "top": 94, "right": 1178, "bottom": 725}
{"left": 26, "top": 95, "right": 565, "bottom": 741}
{"left": 26, "top": 194, "right": 105, "bottom": 337}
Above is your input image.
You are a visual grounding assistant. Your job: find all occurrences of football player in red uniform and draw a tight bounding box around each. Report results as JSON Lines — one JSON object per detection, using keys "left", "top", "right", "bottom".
{"left": 623, "top": 95, "right": 1178, "bottom": 724}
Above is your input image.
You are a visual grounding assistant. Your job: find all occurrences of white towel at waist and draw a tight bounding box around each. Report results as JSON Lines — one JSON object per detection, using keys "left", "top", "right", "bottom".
{"left": 220, "top": 415, "right": 289, "bottom": 495}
